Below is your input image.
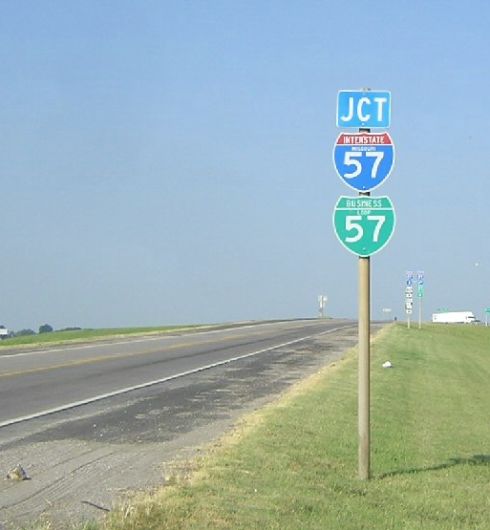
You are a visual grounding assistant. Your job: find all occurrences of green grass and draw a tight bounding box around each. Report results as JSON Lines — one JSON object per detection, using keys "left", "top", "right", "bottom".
{"left": 0, "top": 325, "right": 209, "bottom": 349}
{"left": 1, "top": 320, "right": 291, "bottom": 351}
{"left": 87, "top": 324, "right": 489, "bottom": 529}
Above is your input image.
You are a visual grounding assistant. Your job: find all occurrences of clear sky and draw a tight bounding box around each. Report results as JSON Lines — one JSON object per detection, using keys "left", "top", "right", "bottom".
{"left": 1, "top": 1, "right": 489, "bottom": 330}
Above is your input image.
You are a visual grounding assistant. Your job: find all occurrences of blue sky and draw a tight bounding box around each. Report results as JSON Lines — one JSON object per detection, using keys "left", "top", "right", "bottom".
{"left": 0, "top": 1, "right": 489, "bottom": 330}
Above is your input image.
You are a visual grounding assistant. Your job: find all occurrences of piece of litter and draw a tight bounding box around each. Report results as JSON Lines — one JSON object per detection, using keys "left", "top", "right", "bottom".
{"left": 382, "top": 361, "right": 393, "bottom": 368}
{"left": 6, "top": 464, "right": 29, "bottom": 481}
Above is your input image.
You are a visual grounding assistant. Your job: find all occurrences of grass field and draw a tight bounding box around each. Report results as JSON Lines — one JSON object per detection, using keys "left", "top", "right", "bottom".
{"left": 0, "top": 325, "right": 213, "bottom": 349}
{"left": 69, "top": 324, "right": 490, "bottom": 529}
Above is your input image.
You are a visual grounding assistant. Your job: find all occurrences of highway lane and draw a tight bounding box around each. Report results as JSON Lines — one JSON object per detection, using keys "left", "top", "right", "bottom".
{"left": 0, "top": 319, "right": 354, "bottom": 427}
{"left": 0, "top": 318, "right": 367, "bottom": 529}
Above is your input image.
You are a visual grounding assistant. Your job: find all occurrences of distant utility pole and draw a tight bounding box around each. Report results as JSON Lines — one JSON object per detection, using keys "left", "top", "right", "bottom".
{"left": 417, "top": 271, "right": 425, "bottom": 329}
{"left": 318, "top": 295, "right": 328, "bottom": 318}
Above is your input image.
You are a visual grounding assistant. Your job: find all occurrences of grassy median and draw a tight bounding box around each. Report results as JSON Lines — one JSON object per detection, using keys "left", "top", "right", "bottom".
{"left": 87, "top": 323, "right": 489, "bottom": 530}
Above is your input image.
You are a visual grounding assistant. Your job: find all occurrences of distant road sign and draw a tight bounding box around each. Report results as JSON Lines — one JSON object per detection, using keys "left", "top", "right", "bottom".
{"left": 333, "top": 196, "right": 396, "bottom": 257}
{"left": 337, "top": 90, "right": 391, "bottom": 128}
{"left": 333, "top": 132, "right": 395, "bottom": 191}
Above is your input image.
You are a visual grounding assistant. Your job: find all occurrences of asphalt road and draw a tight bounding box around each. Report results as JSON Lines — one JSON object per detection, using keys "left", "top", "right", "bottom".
{"left": 0, "top": 319, "right": 350, "bottom": 427}
{"left": 0, "top": 318, "right": 363, "bottom": 529}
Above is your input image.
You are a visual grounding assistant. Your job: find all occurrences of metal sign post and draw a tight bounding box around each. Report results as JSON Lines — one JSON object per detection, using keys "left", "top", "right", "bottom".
{"left": 418, "top": 295, "right": 422, "bottom": 329}
{"left": 356, "top": 127, "right": 371, "bottom": 479}
{"left": 358, "top": 189, "right": 370, "bottom": 481}
{"left": 417, "top": 271, "right": 425, "bottom": 329}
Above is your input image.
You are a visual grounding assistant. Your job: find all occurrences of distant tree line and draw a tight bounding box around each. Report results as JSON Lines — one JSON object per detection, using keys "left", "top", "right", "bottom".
{"left": 14, "top": 329, "right": 36, "bottom": 336}
{"left": 9, "top": 325, "right": 82, "bottom": 337}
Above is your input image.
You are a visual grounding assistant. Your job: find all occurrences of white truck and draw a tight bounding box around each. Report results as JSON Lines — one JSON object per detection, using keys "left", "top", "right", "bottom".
{"left": 0, "top": 326, "right": 10, "bottom": 339}
{"left": 432, "top": 311, "right": 476, "bottom": 324}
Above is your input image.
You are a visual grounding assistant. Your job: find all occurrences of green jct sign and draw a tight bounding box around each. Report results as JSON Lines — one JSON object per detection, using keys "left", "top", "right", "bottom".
{"left": 333, "top": 196, "right": 396, "bottom": 257}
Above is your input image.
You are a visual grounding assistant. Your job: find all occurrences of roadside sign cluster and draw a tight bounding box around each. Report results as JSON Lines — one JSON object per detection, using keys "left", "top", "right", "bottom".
{"left": 333, "top": 90, "right": 396, "bottom": 257}
{"left": 318, "top": 295, "right": 328, "bottom": 318}
{"left": 405, "top": 270, "right": 424, "bottom": 315}
{"left": 405, "top": 271, "right": 425, "bottom": 328}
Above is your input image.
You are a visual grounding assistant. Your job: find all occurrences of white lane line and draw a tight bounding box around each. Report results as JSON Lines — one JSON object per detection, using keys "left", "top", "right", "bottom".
{"left": 0, "top": 326, "right": 348, "bottom": 429}
{"left": 0, "top": 319, "right": 320, "bottom": 359}
{"left": 0, "top": 331, "right": 206, "bottom": 359}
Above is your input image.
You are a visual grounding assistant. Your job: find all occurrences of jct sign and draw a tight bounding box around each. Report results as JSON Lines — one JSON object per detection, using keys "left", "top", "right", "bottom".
{"left": 336, "top": 90, "right": 391, "bottom": 128}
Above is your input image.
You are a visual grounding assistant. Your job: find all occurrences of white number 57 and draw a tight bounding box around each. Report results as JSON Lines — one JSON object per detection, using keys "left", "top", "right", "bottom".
{"left": 345, "top": 215, "right": 385, "bottom": 243}
{"left": 343, "top": 151, "right": 385, "bottom": 179}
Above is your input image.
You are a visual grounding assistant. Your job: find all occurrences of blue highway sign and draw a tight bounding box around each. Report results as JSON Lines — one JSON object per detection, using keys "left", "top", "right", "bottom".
{"left": 337, "top": 90, "right": 391, "bottom": 128}
{"left": 333, "top": 132, "right": 395, "bottom": 192}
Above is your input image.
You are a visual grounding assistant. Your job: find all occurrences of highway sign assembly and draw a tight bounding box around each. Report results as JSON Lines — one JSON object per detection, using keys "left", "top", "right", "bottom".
{"left": 404, "top": 271, "right": 424, "bottom": 327}
{"left": 333, "top": 196, "right": 396, "bottom": 257}
{"left": 331, "top": 87, "right": 394, "bottom": 481}
{"left": 336, "top": 90, "right": 391, "bottom": 128}
{"left": 333, "top": 132, "right": 395, "bottom": 191}
{"left": 318, "top": 295, "right": 328, "bottom": 318}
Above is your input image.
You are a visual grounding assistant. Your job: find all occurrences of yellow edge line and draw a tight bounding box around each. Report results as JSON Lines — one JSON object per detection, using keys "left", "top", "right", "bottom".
{"left": 0, "top": 333, "right": 255, "bottom": 380}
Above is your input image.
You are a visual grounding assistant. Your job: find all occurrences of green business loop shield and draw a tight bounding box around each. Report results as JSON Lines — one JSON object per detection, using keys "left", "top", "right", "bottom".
{"left": 333, "top": 196, "right": 396, "bottom": 257}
